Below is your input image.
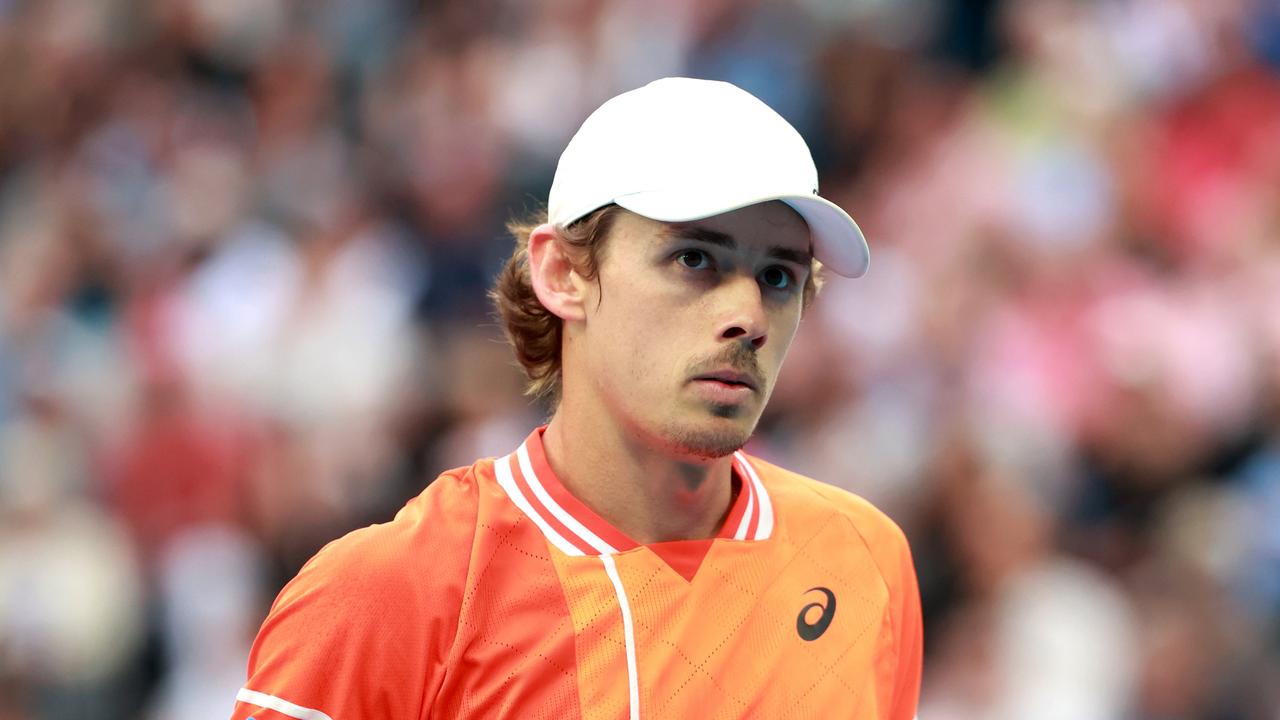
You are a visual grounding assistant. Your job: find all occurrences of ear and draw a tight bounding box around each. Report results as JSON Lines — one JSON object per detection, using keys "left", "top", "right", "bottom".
{"left": 528, "top": 223, "right": 590, "bottom": 322}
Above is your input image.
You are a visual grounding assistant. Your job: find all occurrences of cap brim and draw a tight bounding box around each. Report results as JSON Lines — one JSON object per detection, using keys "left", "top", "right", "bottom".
{"left": 613, "top": 191, "right": 870, "bottom": 278}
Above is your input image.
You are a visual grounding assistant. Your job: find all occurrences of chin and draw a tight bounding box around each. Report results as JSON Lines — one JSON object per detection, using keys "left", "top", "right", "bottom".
{"left": 659, "top": 416, "right": 754, "bottom": 460}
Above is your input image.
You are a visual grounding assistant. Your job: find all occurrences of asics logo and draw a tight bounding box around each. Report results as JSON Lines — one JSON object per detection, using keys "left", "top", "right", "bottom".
{"left": 796, "top": 587, "right": 836, "bottom": 641}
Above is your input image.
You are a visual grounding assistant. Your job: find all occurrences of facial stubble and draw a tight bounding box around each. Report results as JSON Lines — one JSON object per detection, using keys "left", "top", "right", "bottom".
{"left": 662, "top": 345, "right": 768, "bottom": 460}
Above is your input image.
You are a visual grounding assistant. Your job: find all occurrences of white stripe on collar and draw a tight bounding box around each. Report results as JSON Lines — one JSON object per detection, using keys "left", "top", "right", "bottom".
{"left": 517, "top": 442, "right": 618, "bottom": 555}
{"left": 493, "top": 453, "right": 586, "bottom": 557}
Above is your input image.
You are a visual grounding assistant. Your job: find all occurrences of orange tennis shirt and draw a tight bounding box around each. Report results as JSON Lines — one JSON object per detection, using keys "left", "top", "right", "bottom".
{"left": 230, "top": 427, "right": 922, "bottom": 719}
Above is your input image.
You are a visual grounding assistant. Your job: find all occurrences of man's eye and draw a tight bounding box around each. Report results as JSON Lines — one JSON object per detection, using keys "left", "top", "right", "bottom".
{"left": 759, "top": 266, "right": 795, "bottom": 290}
{"left": 676, "top": 249, "right": 711, "bottom": 270}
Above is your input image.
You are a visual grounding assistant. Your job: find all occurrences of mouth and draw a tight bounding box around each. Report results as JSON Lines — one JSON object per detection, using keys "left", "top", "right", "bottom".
{"left": 692, "top": 370, "right": 759, "bottom": 393}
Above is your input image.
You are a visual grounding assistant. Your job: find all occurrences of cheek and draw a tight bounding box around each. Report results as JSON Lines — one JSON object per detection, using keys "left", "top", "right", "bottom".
{"left": 764, "top": 308, "right": 803, "bottom": 372}
{"left": 775, "top": 309, "right": 803, "bottom": 349}
{"left": 590, "top": 280, "right": 671, "bottom": 375}
{"left": 593, "top": 279, "right": 701, "bottom": 391}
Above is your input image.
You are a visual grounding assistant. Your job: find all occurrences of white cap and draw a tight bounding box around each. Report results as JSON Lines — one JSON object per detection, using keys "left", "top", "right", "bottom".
{"left": 548, "top": 77, "right": 870, "bottom": 278}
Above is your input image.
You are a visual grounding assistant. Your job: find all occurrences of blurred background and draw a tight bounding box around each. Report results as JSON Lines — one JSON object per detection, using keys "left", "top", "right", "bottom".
{"left": 1, "top": 0, "right": 1279, "bottom": 718}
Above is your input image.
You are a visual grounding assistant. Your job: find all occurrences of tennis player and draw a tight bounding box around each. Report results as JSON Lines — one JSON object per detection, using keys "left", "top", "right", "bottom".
{"left": 231, "top": 77, "right": 922, "bottom": 720}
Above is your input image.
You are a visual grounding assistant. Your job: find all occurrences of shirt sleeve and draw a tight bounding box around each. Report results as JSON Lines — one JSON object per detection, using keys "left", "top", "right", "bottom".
{"left": 805, "top": 477, "right": 926, "bottom": 720}
{"left": 230, "top": 472, "right": 477, "bottom": 720}
{"left": 888, "top": 529, "right": 923, "bottom": 720}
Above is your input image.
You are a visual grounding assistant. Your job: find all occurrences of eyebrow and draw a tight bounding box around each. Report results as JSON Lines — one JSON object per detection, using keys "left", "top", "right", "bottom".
{"left": 666, "top": 226, "right": 813, "bottom": 267}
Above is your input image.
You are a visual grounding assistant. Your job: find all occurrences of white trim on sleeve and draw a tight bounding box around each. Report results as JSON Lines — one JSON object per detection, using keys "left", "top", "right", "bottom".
{"left": 235, "top": 688, "right": 334, "bottom": 720}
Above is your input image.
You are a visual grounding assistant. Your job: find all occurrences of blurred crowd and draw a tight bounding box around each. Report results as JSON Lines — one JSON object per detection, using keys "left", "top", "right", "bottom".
{"left": 0, "top": 0, "right": 1278, "bottom": 718}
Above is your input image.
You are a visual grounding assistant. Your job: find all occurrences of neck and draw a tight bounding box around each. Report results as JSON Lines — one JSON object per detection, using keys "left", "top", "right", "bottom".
{"left": 541, "top": 408, "right": 736, "bottom": 545}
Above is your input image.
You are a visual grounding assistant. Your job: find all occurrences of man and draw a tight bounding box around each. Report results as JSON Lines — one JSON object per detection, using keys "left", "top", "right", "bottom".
{"left": 231, "top": 77, "right": 922, "bottom": 720}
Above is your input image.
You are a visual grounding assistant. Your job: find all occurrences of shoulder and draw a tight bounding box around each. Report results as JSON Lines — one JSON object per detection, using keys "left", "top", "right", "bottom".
{"left": 287, "top": 463, "right": 484, "bottom": 598}
{"left": 256, "top": 460, "right": 495, "bottom": 659}
{"left": 238, "top": 463, "right": 495, "bottom": 719}
{"left": 739, "top": 456, "right": 924, "bottom": 718}
{"left": 744, "top": 454, "right": 913, "bottom": 575}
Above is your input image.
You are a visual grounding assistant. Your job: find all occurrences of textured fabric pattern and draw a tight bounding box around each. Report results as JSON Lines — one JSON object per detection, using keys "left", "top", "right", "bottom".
{"left": 231, "top": 428, "right": 921, "bottom": 719}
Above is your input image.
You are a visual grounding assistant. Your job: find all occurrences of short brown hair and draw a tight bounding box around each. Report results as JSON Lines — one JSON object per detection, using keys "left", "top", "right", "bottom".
{"left": 490, "top": 205, "right": 824, "bottom": 402}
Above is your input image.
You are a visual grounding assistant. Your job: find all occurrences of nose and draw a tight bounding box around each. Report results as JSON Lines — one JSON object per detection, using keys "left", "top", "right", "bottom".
{"left": 716, "top": 276, "right": 768, "bottom": 350}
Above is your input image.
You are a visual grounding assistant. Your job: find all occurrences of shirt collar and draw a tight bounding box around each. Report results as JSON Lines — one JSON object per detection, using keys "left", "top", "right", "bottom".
{"left": 493, "top": 426, "right": 774, "bottom": 557}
